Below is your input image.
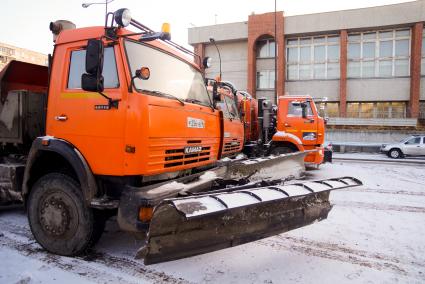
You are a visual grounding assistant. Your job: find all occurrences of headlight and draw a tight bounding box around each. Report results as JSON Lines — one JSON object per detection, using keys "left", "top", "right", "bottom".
{"left": 203, "top": 57, "right": 212, "bottom": 68}
{"left": 114, "top": 8, "right": 131, "bottom": 27}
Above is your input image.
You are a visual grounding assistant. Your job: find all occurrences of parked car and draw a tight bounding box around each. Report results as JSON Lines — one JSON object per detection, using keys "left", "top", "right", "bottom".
{"left": 380, "top": 135, "right": 425, "bottom": 159}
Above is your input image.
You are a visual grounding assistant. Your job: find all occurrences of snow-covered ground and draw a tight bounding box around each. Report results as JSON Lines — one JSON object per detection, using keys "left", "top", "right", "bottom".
{"left": 333, "top": 152, "right": 425, "bottom": 163}
{"left": 1, "top": 160, "right": 425, "bottom": 283}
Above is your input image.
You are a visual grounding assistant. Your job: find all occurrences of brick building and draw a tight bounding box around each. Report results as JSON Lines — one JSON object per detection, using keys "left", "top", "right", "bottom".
{"left": 0, "top": 42, "right": 47, "bottom": 71}
{"left": 189, "top": 0, "right": 425, "bottom": 130}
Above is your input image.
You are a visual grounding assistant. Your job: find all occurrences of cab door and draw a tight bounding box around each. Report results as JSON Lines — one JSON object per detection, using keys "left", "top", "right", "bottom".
{"left": 403, "top": 137, "right": 422, "bottom": 155}
{"left": 281, "top": 99, "right": 318, "bottom": 146}
{"left": 47, "top": 41, "right": 127, "bottom": 175}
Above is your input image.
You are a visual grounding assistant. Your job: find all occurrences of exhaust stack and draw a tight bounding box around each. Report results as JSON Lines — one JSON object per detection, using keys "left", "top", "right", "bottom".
{"left": 49, "top": 20, "right": 76, "bottom": 42}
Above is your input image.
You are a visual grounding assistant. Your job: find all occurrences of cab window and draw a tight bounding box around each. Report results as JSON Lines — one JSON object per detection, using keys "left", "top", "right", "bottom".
{"left": 287, "top": 101, "right": 313, "bottom": 117}
{"left": 224, "top": 96, "right": 240, "bottom": 120}
{"left": 405, "top": 137, "right": 421, "bottom": 145}
{"left": 67, "top": 47, "right": 119, "bottom": 89}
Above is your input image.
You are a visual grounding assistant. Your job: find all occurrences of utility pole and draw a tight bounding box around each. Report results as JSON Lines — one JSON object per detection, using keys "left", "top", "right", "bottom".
{"left": 274, "top": 0, "right": 278, "bottom": 103}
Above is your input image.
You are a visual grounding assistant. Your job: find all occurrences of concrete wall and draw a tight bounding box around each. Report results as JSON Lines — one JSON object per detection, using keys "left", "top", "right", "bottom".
{"left": 204, "top": 41, "right": 248, "bottom": 90}
{"left": 256, "top": 90, "right": 275, "bottom": 102}
{"left": 326, "top": 129, "right": 423, "bottom": 143}
{"left": 286, "top": 80, "right": 340, "bottom": 100}
{"left": 188, "top": 22, "right": 247, "bottom": 45}
{"left": 285, "top": 1, "right": 425, "bottom": 35}
{"left": 347, "top": 78, "right": 411, "bottom": 101}
{"left": 256, "top": 58, "right": 275, "bottom": 70}
{"left": 189, "top": 1, "right": 425, "bottom": 44}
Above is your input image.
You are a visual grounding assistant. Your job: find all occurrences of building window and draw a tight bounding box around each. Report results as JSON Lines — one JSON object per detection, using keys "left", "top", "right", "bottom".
{"left": 256, "top": 38, "right": 275, "bottom": 58}
{"left": 419, "top": 101, "right": 425, "bottom": 119}
{"left": 348, "top": 29, "right": 410, "bottom": 78}
{"left": 316, "top": 102, "right": 340, "bottom": 117}
{"left": 0, "top": 55, "right": 7, "bottom": 63}
{"left": 286, "top": 35, "right": 340, "bottom": 80}
{"left": 0, "top": 46, "right": 15, "bottom": 56}
{"left": 256, "top": 70, "right": 275, "bottom": 89}
{"left": 347, "top": 102, "right": 406, "bottom": 118}
{"left": 421, "top": 29, "right": 425, "bottom": 76}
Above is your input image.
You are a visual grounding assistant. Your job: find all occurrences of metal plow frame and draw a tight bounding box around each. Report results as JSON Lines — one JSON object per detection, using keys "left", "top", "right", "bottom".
{"left": 137, "top": 177, "right": 362, "bottom": 264}
{"left": 222, "top": 151, "right": 308, "bottom": 181}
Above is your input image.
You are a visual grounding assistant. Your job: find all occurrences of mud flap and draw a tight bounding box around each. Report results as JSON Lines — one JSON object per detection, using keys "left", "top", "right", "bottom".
{"left": 137, "top": 177, "right": 362, "bottom": 264}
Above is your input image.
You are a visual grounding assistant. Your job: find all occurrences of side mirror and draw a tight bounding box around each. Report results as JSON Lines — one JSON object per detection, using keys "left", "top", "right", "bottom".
{"left": 128, "top": 67, "right": 150, "bottom": 92}
{"left": 301, "top": 102, "right": 307, "bottom": 118}
{"left": 82, "top": 39, "right": 104, "bottom": 92}
{"left": 203, "top": 57, "right": 212, "bottom": 69}
{"left": 212, "top": 81, "right": 220, "bottom": 103}
{"left": 136, "top": 67, "right": 150, "bottom": 80}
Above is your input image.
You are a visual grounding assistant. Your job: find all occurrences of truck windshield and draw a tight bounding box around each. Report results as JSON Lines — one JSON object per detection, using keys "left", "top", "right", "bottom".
{"left": 125, "top": 40, "right": 211, "bottom": 106}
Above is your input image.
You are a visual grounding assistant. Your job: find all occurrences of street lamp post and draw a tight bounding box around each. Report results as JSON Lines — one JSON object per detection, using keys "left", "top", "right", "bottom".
{"left": 274, "top": 0, "right": 278, "bottom": 102}
{"left": 82, "top": 0, "right": 115, "bottom": 23}
{"left": 209, "top": 37, "right": 222, "bottom": 81}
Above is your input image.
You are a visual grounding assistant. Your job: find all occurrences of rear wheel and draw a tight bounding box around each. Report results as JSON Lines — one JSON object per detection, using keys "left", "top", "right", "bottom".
{"left": 388, "top": 148, "right": 403, "bottom": 159}
{"left": 270, "top": 146, "right": 295, "bottom": 156}
{"left": 27, "top": 173, "right": 105, "bottom": 256}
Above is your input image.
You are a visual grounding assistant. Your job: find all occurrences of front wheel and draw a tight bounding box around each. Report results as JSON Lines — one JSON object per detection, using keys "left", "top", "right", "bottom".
{"left": 27, "top": 173, "right": 105, "bottom": 256}
{"left": 388, "top": 148, "right": 403, "bottom": 159}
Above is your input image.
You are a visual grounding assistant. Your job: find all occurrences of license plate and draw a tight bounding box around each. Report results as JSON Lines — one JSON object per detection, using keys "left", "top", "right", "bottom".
{"left": 184, "top": 146, "right": 203, "bottom": 154}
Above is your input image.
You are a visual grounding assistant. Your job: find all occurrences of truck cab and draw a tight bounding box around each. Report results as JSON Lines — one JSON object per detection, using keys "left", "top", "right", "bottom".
{"left": 206, "top": 80, "right": 244, "bottom": 157}
{"left": 274, "top": 95, "right": 325, "bottom": 164}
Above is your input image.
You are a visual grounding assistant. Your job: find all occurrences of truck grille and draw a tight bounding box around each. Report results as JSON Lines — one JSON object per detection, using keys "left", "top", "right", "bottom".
{"left": 223, "top": 140, "right": 241, "bottom": 154}
{"left": 164, "top": 146, "right": 210, "bottom": 168}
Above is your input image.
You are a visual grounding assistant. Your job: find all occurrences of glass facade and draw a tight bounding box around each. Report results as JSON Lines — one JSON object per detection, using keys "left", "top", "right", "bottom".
{"left": 256, "top": 70, "right": 275, "bottom": 89}
{"left": 346, "top": 102, "right": 407, "bottom": 118}
{"left": 422, "top": 29, "right": 425, "bottom": 75}
{"left": 316, "top": 102, "right": 340, "bottom": 117}
{"left": 257, "top": 38, "right": 276, "bottom": 58}
{"left": 347, "top": 29, "right": 411, "bottom": 78}
{"left": 286, "top": 35, "right": 340, "bottom": 80}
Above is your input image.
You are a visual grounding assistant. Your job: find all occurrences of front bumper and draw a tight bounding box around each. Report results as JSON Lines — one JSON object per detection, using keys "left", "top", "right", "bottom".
{"left": 116, "top": 171, "right": 213, "bottom": 234}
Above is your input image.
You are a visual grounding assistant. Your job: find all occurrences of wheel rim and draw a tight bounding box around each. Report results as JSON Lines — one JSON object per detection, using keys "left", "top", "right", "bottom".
{"left": 390, "top": 150, "right": 399, "bottom": 158}
{"left": 39, "top": 191, "right": 79, "bottom": 239}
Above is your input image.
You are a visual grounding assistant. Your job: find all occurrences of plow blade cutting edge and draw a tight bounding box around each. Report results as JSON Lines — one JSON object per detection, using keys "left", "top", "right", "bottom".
{"left": 220, "top": 151, "right": 308, "bottom": 181}
{"left": 136, "top": 177, "right": 362, "bottom": 264}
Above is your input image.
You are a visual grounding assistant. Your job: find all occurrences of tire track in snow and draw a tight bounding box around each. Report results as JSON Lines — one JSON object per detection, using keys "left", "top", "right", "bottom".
{"left": 0, "top": 219, "right": 191, "bottom": 284}
{"left": 259, "top": 235, "right": 424, "bottom": 279}
{"left": 334, "top": 201, "right": 425, "bottom": 213}
{"left": 343, "top": 188, "right": 425, "bottom": 197}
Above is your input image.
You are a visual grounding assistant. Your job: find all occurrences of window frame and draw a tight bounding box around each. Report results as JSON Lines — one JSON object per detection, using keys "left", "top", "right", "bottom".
{"left": 66, "top": 46, "right": 120, "bottom": 90}
{"left": 256, "top": 70, "right": 275, "bottom": 90}
{"left": 347, "top": 28, "right": 411, "bottom": 79}
{"left": 286, "top": 34, "right": 340, "bottom": 81}
{"left": 256, "top": 38, "right": 276, "bottom": 59}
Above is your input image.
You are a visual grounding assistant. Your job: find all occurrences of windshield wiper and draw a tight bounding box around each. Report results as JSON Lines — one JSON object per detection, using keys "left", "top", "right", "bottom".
{"left": 139, "top": 89, "right": 184, "bottom": 106}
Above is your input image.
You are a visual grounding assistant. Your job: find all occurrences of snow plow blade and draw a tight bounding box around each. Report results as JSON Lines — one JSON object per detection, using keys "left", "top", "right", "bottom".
{"left": 137, "top": 177, "right": 362, "bottom": 264}
{"left": 221, "top": 151, "right": 308, "bottom": 181}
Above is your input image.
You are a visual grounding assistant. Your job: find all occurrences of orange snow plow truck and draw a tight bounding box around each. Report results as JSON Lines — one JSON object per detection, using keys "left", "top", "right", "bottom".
{"left": 0, "top": 9, "right": 361, "bottom": 264}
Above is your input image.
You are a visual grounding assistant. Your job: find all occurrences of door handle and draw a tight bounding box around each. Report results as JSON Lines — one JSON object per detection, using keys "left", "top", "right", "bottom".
{"left": 54, "top": 115, "right": 68, "bottom": 121}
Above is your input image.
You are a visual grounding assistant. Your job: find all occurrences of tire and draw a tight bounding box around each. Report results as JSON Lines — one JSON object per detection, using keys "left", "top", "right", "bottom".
{"left": 388, "top": 148, "right": 403, "bottom": 159}
{"left": 270, "top": 146, "right": 295, "bottom": 156}
{"left": 27, "top": 173, "right": 105, "bottom": 256}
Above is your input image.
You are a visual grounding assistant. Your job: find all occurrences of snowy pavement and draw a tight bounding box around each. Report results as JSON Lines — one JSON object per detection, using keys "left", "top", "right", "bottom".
{"left": 333, "top": 152, "right": 425, "bottom": 164}
{"left": 1, "top": 160, "right": 425, "bottom": 283}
